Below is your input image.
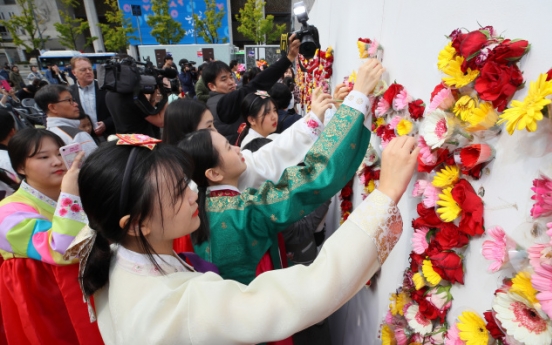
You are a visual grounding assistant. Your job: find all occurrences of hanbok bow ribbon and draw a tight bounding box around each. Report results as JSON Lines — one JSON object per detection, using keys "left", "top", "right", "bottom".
{"left": 254, "top": 90, "right": 270, "bottom": 98}
{"left": 116, "top": 134, "right": 162, "bottom": 150}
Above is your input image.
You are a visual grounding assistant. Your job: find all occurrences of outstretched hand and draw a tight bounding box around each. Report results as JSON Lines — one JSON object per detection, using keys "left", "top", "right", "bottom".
{"left": 287, "top": 34, "right": 300, "bottom": 62}
{"left": 310, "top": 87, "right": 335, "bottom": 123}
{"left": 377, "top": 136, "right": 420, "bottom": 204}
{"left": 353, "top": 59, "right": 385, "bottom": 96}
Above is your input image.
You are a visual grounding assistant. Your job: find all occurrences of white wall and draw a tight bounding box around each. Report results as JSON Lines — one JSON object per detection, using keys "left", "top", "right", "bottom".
{"left": 308, "top": 0, "right": 552, "bottom": 344}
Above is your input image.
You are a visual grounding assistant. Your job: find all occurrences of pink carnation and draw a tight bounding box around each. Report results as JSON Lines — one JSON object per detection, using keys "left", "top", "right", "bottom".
{"left": 482, "top": 226, "right": 515, "bottom": 273}
{"left": 530, "top": 174, "right": 552, "bottom": 218}
{"left": 412, "top": 227, "right": 430, "bottom": 254}
{"left": 393, "top": 89, "right": 412, "bottom": 111}
{"left": 444, "top": 324, "right": 465, "bottom": 345}
{"left": 412, "top": 180, "right": 428, "bottom": 197}
{"left": 428, "top": 87, "right": 455, "bottom": 111}
{"left": 422, "top": 184, "right": 439, "bottom": 208}
{"left": 389, "top": 115, "right": 403, "bottom": 129}
{"left": 375, "top": 98, "right": 390, "bottom": 118}
{"left": 418, "top": 136, "right": 438, "bottom": 165}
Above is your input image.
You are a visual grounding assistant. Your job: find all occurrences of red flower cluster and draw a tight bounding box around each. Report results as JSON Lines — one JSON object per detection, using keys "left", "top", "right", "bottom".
{"left": 408, "top": 99, "right": 426, "bottom": 120}
{"left": 339, "top": 180, "right": 354, "bottom": 223}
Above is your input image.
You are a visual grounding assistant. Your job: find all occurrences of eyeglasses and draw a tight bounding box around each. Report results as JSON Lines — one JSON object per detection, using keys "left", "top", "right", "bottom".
{"left": 55, "top": 98, "right": 76, "bottom": 105}
{"left": 77, "top": 67, "right": 93, "bottom": 73}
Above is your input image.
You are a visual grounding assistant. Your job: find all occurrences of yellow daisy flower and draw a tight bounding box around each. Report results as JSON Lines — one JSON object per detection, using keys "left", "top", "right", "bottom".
{"left": 389, "top": 292, "right": 410, "bottom": 316}
{"left": 453, "top": 95, "right": 477, "bottom": 121}
{"left": 442, "top": 56, "right": 480, "bottom": 89}
{"left": 357, "top": 41, "right": 368, "bottom": 59}
{"left": 412, "top": 272, "right": 426, "bottom": 290}
{"left": 466, "top": 102, "right": 498, "bottom": 132}
{"left": 436, "top": 187, "right": 461, "bottom": 222}
{"left": 397, "top": 119, "right": 414, "bottom": 136}
{"left": 432, "top": 165, "right": 460, "bottom": 188}
{"left": 511, "top": 271, "right": 539, "bottom": 305}
{"left": 422, "top": 259, "right": 442, "bottom": 285}
{"left": 375, "top": 117, "right": 386, "bottom": 127}
{"left": 497, "top": 73, "right": 552, "bottom": 135}
{"left": 457, "top": 311, "right": 490, "bottom": 345}
{"left": 348, "top": 70, "right": 357, "bottom": 84}
{"left": 437, "top": 42, "right": 457, "bottom": 71}
{"left": 364, "top": 179, "right": 376, "bottom": 195}
{"left": 381, "top": 324, "right": 397, "bottom": 345}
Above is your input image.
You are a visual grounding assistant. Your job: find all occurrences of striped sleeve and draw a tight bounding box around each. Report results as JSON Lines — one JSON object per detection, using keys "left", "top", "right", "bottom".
{"left": 0, "top": 193, "right": 86, "bottom": 265}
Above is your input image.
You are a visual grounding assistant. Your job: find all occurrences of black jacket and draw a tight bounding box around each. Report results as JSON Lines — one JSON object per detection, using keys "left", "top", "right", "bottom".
{"left": 70, "top": 81, "right": 115, "bottom": 136}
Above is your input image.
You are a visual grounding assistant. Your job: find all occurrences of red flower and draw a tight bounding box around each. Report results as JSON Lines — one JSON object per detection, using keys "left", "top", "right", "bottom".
{"left": 429, "top": 251, "right": 464, "bottom": 284}
{"left": 417, "top": 148, "right": 451, "bottom": 173}
{"left": 59, "top": 208, "right": 68, "bottom": 217}
{"left": 450, "top": 29, "right": 466, "bottom": 52}
{"left": 474, "top": 61, "right": 524, "bottom": 112}
{"left": 340, "top": 185, "right": 353, "bottom": 199}
{"left": 430, "top": 83, "right": 446, "bottom": 102}
{"left": 410, "top": 252, "right": 425, "bottom": 272}
{"left": 547, "top": 68, "right": 552, "bottom": 81}
{"left": 70, "top": 203, "right": 82, "bottom": 213}
{"left": 412, "top": 203, "right": 443, "bottom": 229}
{"left": 358, "top": 38, "right": 372, "bottom": 44}
{"left": 61, "top": 197, "right": 73, "bottom": 207}
{"left": 483, "top": 311, "right": 505, "bottom": 340}
{"left": 380, "top": 125, "right": 396, "bottom": 143}
{"left": 408, "top": 99, "right": 425, "bottom": 121}
{"left": 458, "top": 30, "right": 489, "bottom": 60}
{"left": 461, "top": 162, "right": 486, "bottom": 180}
{"left": 382, "top": 83, "right": 404, "bottom": 105}
{"left": 451, "top": 179, "right": 484, "bottom": 236}
{"left": 486, "top": 39, "right": 530, "bottom": 65}
{"left": 342, "top": 211, "right": 351, "bottom": 221}
{"left": 434, "top": 223, "right": 469, "bottom": 250}
{"left": 341, "top": 199, "right": 353, "bottom": 212}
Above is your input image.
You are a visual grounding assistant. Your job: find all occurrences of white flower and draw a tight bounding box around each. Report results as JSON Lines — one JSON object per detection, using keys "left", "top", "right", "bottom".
{"left": 405, "top": 304, "right": 433, "bottom": 335}
{"left": 493, "top": 291, "right": 552, "bottom": 345}
{"left": 419, "top": 109, "right": 455, "bottom": 149}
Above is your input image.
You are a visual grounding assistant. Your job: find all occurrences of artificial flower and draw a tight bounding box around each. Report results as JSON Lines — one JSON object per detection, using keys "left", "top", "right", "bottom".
{"left": 412, "top": 272, "right": 426, "bottom": 290}
{"left": 486, "top": 39, "right": 530, "bottom": 65}
{"left": 390, "top": 115, "right": 402, "bottom": 129}
{"left": 422, "top": 184, "right": 439, "bottom": 208}
{"left": 483, "top": 310, "right": 505, "bottom": 340}
{"left": 482, "top": 226, "right": 515, "bottom": 272}
{"left": 381, "top": 324, "right": 397, "bottom": 345}
{"left": 436, "top": 187, "right": 461, "bottom": 222}
{"left": 412, "top": 202, "right": 444, "bottom": 229}
{"left": 412, "top": 180, "right": 429, "bottom": 197}
{"left": 412, "top": 227, "right": 430, "bottom": 254}
{"left": 530, "top": 173, "right": 552, "bottom": 218}
{"left": 457, "top": 311, "right": 490, "bottom": 345}
{"left": 428, "top": 325, "right": 447, "bottom": 344}
{"left": 390, "top": 291, "right": 411, "bottom": 316}
{"left": 498, "top": 73, "right": 552, "bottom": 134}
{"left": 364, "top": 179, "right": 376, "bottom": 195}
{"left": 445, "top": 324, "right": 466, "bottom": 345}
{"left": 457, "top": 30, "right": 489, "bottom": 60}
{"left": 493, "top": 291, "right": 552, "bottom": 345}
{"left": 375, "top": 116, "right": 386, "bottom": 129}
{"left": 453, "top": 95, "right": 477, "bottom": 121}
{"left": 434, "top": 223, "right": 470, "bottom": 250}
{"left": 394, "top": 328, "right": 408, "bottom": 345}
{"left": 429, "top": 84, "right": 455, "bottom": 111}
{"left": 432, "top": 165, "right": 460, "bottom": 188}
{"left": 419, "top": 109, "right": 455, "bottom": 149}
{"left": 408, "top": 99, "right": 426, "bottom": 120}
{"left": 340, "top": 185, "right": 353, "bottom": 199}
{"left": 376, "top": 98, "right": 391, "bottom": 117}
{"left": 405, "top": 304, "right": 433, "bottom": 335}
{"left": 511, "top": 271, "right": 539, "bottom": 305}
{"left": 368, "top": 38, "right": 381, "bottom": 58}
{"left": 383, "top": 83, "right": 405, "bottom": 106}
{"left": 533, "top": 262, "right": 552, "bottom": 319}
{"left": 474, "top": 61, "right": 524, "bottom": 112}
{"left": 340, "top": 199, "right": 352, "bottom": 212}
{"left": 411, "top": 288, "right": 442, "bottom": 322}
{"left": 456, "top": 144, "right": 494, "bottom": 170}
{"left": 417, "top": 136, "right": 437, "bottom": 166}
{"left": 451, "top": 179, "right": 484, "bottom": 236}
{"left": 430, "top": 250, "right": 464, "bottom": 284}
{"left": 394, "top": 89, "right": 412, "bottom": 111}
{"left": 442, "top": 56, "right": 480, "bottom": 88}
{"left": 397, "top": 119, "right": 414, "bottom": 136}
{"left": 437, "top": 42, "right": 457, "bottom": 71}
{"left": 422, "top": 259, "right": 442, "bottom": 285}
{"left": 417, "top": 147, "right": 451, "bottom": 174}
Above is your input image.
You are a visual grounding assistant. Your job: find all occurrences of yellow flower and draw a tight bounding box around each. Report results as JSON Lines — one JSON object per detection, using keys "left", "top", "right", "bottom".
{"left": 348, "top": 70, "right": 357, "bottom": 83}
{"left": 511, "top": 271, "right": 539, "bottom": 305}
{"left": 381, "top": 324, "right": 397, "bottom": 345}
{"left": 436, "top": 187, "right": 461, "bottom": 222}
{"left": 453, "top": 95, "right": 477, "bottom": 121}
{"left": 375, "top": 117, "right": 386, "bottom": 128}
{"left": 437, "top": 42, "right": 457, "bottom": 71}
{"left": 432, "top": 165, "right": 460, "bottom": 188}
{"left": 357, "top": 41, "right": 369, "bottom": 59}
{"left": 389, "top": 292, "right": 410, "bottom": 316}
{"left": 364, "top": 179, "right": 376, "bottom": 194}
{"left": 442, "top": 56, "right": 480, "bottom": 88}
{"left": 457, "top": 311, "right": 489, "bottom": 345}
{"left": 396, "top": 119, "right": 414, "bottom": 136}
{"left": 466, "top": 102, "right": 498, "bottom": 132}
{"left": 422, "top": 259, "right": 442, "bottom": 285}
{"left": 497, "top": 73, "right": 552, "bottom": 135}
{"left": 412, "top": 272, "right": 426, "bottom": 290}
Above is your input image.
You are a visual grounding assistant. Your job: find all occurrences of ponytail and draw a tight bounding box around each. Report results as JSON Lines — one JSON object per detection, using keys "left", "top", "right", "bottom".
{"left": 191, "top": 186, "right": 211, "bottom": 244}
{"left": 81, "top": 232, "right": 111, "bottom": 296}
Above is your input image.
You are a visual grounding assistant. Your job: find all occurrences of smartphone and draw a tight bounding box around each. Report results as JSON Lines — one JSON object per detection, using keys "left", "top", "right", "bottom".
{"left": 1, "top": 80, "right": 11, "bottom": 92}
{"left": 59, "top": 143, "right": 82, "bottom": 169}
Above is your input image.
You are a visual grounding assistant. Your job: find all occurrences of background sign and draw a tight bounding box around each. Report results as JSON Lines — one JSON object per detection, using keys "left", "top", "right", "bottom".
{"left": 119, "top": 0, "right": 231, "bottom": 45}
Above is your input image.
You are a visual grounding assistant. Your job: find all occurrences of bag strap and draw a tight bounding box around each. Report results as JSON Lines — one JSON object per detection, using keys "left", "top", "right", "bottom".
{"left": 57, "top": 126, "right": 83, "bottom": 139}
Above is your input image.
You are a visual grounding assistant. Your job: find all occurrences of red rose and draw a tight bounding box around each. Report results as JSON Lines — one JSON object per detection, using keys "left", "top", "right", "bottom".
{"left": 341, "top": 199, "right": 353, "bottom": 212}
{"left": 474, "top": 61, "right": 524, "bottom": 112}
{"left": 484, "top": 311, "right": 505, "bottom": 340}
{"left": 430, "top": 251, "right": 464, "bottom": 284}
{"left": 411, "top": 290, "right": 440, "bottom": 321}
{"left": 382, "top": 83, "right": 404, "bottom": 105}
{"left": 412, "top": 202, "right": 443, "bottom": 229}
{"left": 449, "top": 29, "right": 466, "bottom": 52}
{"left": 340, "top": 185, "right": 352, "bottom": 199}
{"left": 461, "top": 162, "right": 485, "bottom": 180}
{"left": 451, "top": 179, "right": 484, "bottom": 236}
{"left": 434, "top": 223, "right": 469, "bottom": 250}
{"left": 547, "top": 68, "right": 552, "bottom": 81}
{"left": 379, "top": 125, "right": 396, "bottom": 143}
{"left": 486, "top": 39, "right": 530, "bottom": 65}
{"left": 458, "top": 30, "right": 489, "bottom": 60}
{"left": 417, "top": 148, "right": 450, "bottom": 173}
{"left": 408, "top": 99, "right": 425, "bottom": 121}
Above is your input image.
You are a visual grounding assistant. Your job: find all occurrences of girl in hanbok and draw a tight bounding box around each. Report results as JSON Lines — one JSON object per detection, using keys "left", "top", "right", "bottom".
{"left": 0, "top": 128, "right": 103, "bottom": 344}
{"left": 236, "top": 91, "right": 280, "bottom": 148}
{"left": 72, "top": 128, "right": 418, "bottom": 344}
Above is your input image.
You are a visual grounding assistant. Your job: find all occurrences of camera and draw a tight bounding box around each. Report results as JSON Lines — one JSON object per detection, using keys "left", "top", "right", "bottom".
{"left": 283, "top": 1, "right": 320, "bottom": 59}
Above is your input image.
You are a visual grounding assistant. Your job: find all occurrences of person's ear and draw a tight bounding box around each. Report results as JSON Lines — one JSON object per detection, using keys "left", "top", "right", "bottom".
{"left": 16, "top": 166, "right": 25, "bottom": 177}
{"left": 205, "top": 167, "right": 223, "bottom": 183}
{"left": 119, "top": 215, "right": 152, "bottom": 236}
{"left": 207, "top": 82, "right": 216, "bottom": 92}
{"left": 247, "top": 115, "right": 257, "bottom": 127}
{"left": 47, "top": 102, "right": 57, "bottom": 115}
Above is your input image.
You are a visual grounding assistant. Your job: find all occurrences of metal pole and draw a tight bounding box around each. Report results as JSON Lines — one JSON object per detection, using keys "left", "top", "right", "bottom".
{"left": 136, "top": 16, "right": 143, "bottom": 45}
{"left": 83, "top": 0, "right": 105, "bottom": 52}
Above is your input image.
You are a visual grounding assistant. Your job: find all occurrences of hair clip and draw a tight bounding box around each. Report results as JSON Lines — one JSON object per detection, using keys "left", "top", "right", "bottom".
{"left": 254, "top": 90, "right": 270, "bottom": 98}
{"left": 115, "top": 134, "right": 162, "bottom": 150}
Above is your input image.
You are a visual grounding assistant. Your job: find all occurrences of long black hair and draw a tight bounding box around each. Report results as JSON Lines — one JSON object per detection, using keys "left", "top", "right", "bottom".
{"left": 235, "top": 92, "right": 276, "bottom": 146}
{"left": 79, "top": 142, "right": 194, "bottom": 296}
{"left": 177, "top": 129, "right": 219, "bottom": 244}
{"left": 162, "top": 98, "right": 210, "bottom": 145}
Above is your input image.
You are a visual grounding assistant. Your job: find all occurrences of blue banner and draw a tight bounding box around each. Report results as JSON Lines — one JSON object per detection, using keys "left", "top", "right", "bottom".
{"left": 119, "top": 0, "right": 231, "bottom": 45}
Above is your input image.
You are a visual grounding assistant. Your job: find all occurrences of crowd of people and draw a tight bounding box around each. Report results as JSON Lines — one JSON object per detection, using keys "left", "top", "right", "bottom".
{"left": 0, "top": 35, "right": 420, "bottom": 344}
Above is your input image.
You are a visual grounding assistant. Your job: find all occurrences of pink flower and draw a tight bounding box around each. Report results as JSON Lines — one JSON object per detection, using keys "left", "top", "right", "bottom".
{"left": 70, "top": 204, "right": 82, "bottom": 213}
{"left": 428, "top": 87, "right": 455, "bottom": 111}
{"left": 445, "top": 324, "right": 466, "bottom": 345}
{"left": 59, "top": 208, "right": 68, "bottom": 217}
{"left": 482, "top": 226, "right": 515, "bottom": 272}
{"left": 530, "top": 174, "right": 552, "bottom": 218}
{"left": 375, "top": 98, "right": 390, "bottom": 118}
{"left": 418, "top": 136, "right": 438, "bottom": 165}
{"left": 532, "top": 262, "right": 552, "bottom": 319}
{"left": 367, "top": 38, "right": 380, "bottom": 57}
{"left": 412, "top": 180, "right": 428, "bottom": 197}
{"left": 393, "top": 89, "right": 412, "bottom": 111}
{"left": 412, "top": 227, "right": 430, "bottom": 254}
{"left": 389, "top": 115, "right": 403, "bottom": 129}
{"left": 307, "top": 119, "right": 319, "bottom": 129}
{"left": 422, "top": 184, "right": 439, "bottom": 208}
{"left": 394, "top": 328, "right": 408, "bottom": 345}
{"left": 61, "top": 198, "right": 73, "bottom": 207}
